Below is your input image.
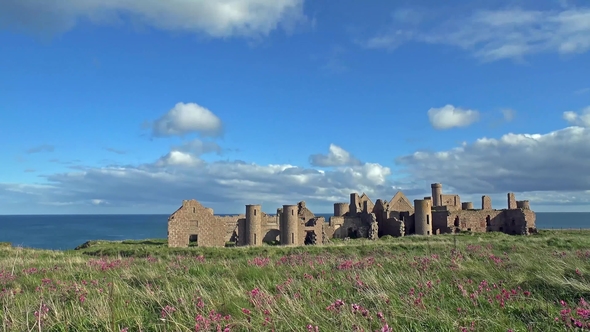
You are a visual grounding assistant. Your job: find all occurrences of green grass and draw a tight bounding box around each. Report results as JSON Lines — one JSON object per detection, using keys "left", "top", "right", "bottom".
{"left": 2, "top": 230, "right": 590, "bottom": 331}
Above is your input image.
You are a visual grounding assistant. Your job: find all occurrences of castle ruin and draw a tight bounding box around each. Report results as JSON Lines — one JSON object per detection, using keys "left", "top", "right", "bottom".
{"left": 167, "top": 183, "right": 536, "bottom": 247}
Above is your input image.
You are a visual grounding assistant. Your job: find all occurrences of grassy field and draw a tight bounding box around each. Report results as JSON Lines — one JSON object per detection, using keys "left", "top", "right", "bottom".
{"left": 2, "top": 230, "right": 590, "bottom": 331}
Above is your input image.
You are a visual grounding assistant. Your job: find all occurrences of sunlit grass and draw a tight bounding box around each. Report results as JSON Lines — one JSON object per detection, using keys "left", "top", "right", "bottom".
{"left": 1, "top": 230, "right": 590, "bottom": 331}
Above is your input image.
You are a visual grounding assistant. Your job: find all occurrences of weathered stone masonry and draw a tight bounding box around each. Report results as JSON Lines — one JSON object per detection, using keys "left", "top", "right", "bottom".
{"left": 168, "top": 183, "right": 537, "bottom": 247}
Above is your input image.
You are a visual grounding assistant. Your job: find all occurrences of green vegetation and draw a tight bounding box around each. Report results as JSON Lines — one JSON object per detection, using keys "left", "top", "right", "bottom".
{"left": 2, "top": 230, "right": 590, "bottom": 331}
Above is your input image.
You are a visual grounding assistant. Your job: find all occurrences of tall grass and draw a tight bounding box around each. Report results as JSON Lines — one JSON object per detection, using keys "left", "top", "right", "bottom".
{"left": 1, "top": 230, "right": 590, "bottom": 331}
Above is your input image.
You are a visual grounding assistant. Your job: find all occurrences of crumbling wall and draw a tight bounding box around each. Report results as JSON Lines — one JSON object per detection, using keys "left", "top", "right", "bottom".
{"left": 332, "top": 216, "right": 366, "bottom": 238}
{"left": 433, "top": 208, "right": 534, "bottom": 235}
{"left": 373, "top": 200, "right": 389, "bottom": 236}
{"left": 432, "top": 211, "right": 452, "bottom": 234}
{"left": 349, "top": 193, "right": 361, "bottom": 214}
{"left": 359, "top": 194, "right": 374, "bottom": 214}
{"left": 373, "top": 199, "right": 388, "bottom": 223}
{"left": 503, "top": 208, "right": 536, "bottom": 235}
{"left": 237, "top": 218, "right": 246, "bottom": 246}
{"left": 449, "top": 210, "right": 503, "bottom": 233}
{"left": 328, "top": 216, "right": 344, "bottom": 238}
{"left": 297, "top": 201, "right": 315, "bottom": 222}
{"left": 167, "top": 200, "right": 225, "bottom": 248}
{"left": 215, "top": 215, "right": 243, "bottom": 243}
{"left": 440, "top": 194, "right": 461, "bottom": 211}
{"left": 302, "top": 217, "right": 325, "bottom": 244}
{"left": 323, "top": 223, "right": 335, "bottom": 240}
{"left": 380, "top": 217, "right": 404, "bottom": 236}
{"left": 482, "top": 196, "right": 493, "bottom": 210}
{"left": 507, "top": 193, "right": 517, "bottom": 210}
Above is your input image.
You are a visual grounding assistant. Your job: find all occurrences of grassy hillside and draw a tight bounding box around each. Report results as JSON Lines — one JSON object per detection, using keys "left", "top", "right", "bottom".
{"left": 1, "top": 230, "right": 590, "bottom": 331}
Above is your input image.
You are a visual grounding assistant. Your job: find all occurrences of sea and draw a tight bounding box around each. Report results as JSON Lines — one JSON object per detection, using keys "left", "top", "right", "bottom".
{"left": 0, "top": 213, "right": 589, "bottom": 251}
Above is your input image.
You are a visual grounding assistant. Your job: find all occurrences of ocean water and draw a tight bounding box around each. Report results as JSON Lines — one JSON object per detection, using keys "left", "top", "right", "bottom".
{"left": 0, "top": 212, "right": 589, "bottom": 250}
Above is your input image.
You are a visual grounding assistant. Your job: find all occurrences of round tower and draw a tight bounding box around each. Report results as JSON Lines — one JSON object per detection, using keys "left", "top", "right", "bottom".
{"left": 431, "top": 183, "right": 442, "bottom": 207}
{"left": 461, "top": 202, "right": 474, "bottom": 210}
{"left": 245, "top": 205, "right": 262, "bottom": 246}
{"left": 333, "top": 203, "right": 349, "bottom": 217}
{"left": 414, "top": 199, "right": 432, "bottom": 236}
{"left": 281, "top": 205, "right": 298, "bottom": 245}
{"left": 517, "top": 200, "right": 530, "bottom": 209}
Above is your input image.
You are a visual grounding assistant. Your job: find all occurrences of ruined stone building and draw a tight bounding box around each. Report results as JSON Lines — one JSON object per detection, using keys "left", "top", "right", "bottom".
{"left": 168, "top": 200, "right": 326, "bottom": 248}
{"left": 167, "top": 183, "right": 536, "bottom": 247}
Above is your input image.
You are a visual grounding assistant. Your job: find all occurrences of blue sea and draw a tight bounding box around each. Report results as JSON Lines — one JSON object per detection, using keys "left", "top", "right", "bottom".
{"left": 1, "top": 213, "right": 590, "bottom": 250}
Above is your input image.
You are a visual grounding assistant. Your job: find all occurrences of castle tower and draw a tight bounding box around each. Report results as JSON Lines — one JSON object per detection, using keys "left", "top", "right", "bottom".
{"left": 482, "top": 196, "right": 492, "bottom": 210}
{"left": 461, "top": 202, "right": 474, "bottom": 210}
{"left": 334, "top": 203, "right": 349, "bottom": 217}
{"left": 414, "top": 199, "right": 432, "bottom": 236}
{"left": 517, "top": 200, "right": 530, "bottom": 209}
{"left": 431, "top": 183, "right": 442, "bottom": 207}
{"left": 245, "top": 205, "right": 262, "bottom": 246}
{"left": 507, "top": 193, "right": 517, "bottom": 210}
{"left": 281, "top": 205, "right": 299, "bottom": 245}
{"left": 349, "top": 193, "right": 360, "bottom": 214}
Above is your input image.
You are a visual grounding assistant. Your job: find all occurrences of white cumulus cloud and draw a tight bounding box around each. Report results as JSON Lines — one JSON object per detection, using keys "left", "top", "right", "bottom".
{"left": 309, "top": 144, "right": 362, "bottom": 167}
{"left": 0, "top": 0, "right": 308, "bottom": 38}
{"left": 0, "top": 147, "right": 397, "bottom": 214}
{"left": 155, "top": 151, "right": 203, "bottom": 168}
{"left": 395, "top": 126, "right": 590, "bottom": 197}
{"left": 3, "top": 112, "right": 590, "bottom": 213}
{"left": 563, "top": 106, "right": 590, "bottom": 127}
{"left": 427, "top": 105, "right": 480, "bottom": 129}
{"left": 151, "top": 102, "right": 223, "bottom": 138}
{"left": 154, "top": 139, "right": 221, "bottom": 167}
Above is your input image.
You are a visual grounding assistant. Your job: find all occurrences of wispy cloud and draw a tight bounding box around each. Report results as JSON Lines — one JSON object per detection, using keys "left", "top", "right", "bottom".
{"left": 574, "top": 87, "right": 590, "bottom": 95}
{"left": 363, "top": 6, "right": 590, "bottom": 62}
{"left": 26, "top": 144, "right": 54, "bottom": 154}
{"left": 320, "top": 45, "right": 349, "bottom": 74}
{"left": 501, "top": 109, "right": 516, "bottom": 122}
{"left": 105, "top": 147, "right": 126, "bottom": 155}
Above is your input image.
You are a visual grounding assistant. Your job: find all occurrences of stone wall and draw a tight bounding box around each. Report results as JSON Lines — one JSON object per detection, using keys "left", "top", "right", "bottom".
{"left": 432, "top": 208, "right": 536, "bottom": 235}
{"left": 302, "top": 217, "right": 325, "bottom": 245}
{"left": 169, "top": 185, "right": 537, "bottom": 248}
{"left": 168, "top": 200, "right": 226, "bottom": 247}
{"left": 440, "top": 194, "right": 461, "bottom": 211}
{"left": 217, "top": 215, "right": 243, "bottom": 242}
{"left": 359, "top": 194, "right": 375, "bottom": 214}
{"left": 380, "top": 217, "right": 404, "bottom": 236}
{"left": 433, "top": 210, "right": 504, "bottom": 234}
{"left": 388, "top": 191, "right": 414, "bottom": 214}
{"left": 507, "top": 193, "right": 517, "bottom": 210}
{"left": 482, "top": 196, "right": 493, "bottom": 210}
{"left": 331, "top": 215, "right": 368, "bottom": 238}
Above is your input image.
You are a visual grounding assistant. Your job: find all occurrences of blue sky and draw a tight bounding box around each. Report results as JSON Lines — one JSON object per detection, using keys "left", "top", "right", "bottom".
{"left": 1, "top": 0, "right": 589, "bottom": 214}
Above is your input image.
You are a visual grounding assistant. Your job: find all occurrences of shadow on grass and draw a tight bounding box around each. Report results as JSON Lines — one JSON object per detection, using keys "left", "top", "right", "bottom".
{"left": 121, "top": 239, "right": 167, "bottom": 246}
